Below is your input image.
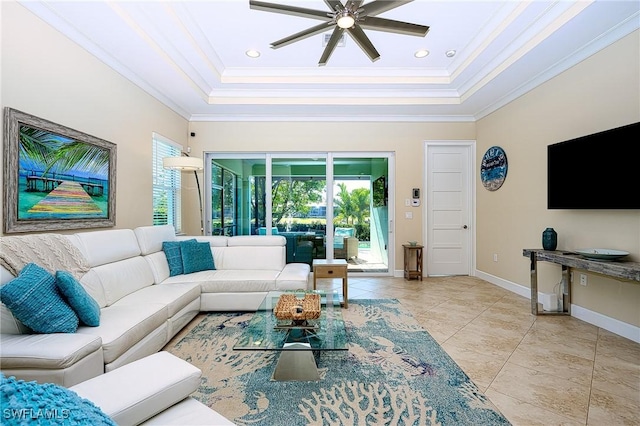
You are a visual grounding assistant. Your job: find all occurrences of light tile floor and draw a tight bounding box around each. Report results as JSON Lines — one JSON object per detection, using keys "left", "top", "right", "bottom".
{"left": 315, "top": 275, "right": 640, "bottom": 426}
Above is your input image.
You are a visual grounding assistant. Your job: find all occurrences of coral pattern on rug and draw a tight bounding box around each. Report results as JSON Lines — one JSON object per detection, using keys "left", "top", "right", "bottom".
{"left": 165, "top": 299, "right": 511, "bottom": 425}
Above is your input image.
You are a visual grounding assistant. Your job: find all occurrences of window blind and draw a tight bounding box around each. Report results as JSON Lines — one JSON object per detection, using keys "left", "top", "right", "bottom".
{"left": 152, "top": 133, "right": 182, "bottom": 233}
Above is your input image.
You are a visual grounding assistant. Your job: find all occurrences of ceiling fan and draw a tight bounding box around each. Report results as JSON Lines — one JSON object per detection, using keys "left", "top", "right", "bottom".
{"left": 249, "top": 0, "right": 430, "bottom": 66}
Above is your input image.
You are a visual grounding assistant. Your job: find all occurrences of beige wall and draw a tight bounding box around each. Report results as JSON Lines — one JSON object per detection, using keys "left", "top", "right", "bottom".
{"left": 186, "top": 121, "right": 476, "bottom": 262}
{"left": 0, "top": 2, "right": 188, "bottom": 233}
{"left": 2, "top": 2, "right": 638, "bottom": 329}
{"left": 476, "top": 30, "right": 640, "bottom": 327}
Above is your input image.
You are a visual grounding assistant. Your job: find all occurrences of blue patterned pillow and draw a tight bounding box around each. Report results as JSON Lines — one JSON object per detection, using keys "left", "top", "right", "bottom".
{"left": 0, "top": 374, "right": 116, "bottom": 425}
{"left": 0, "top": 263, "right": 78, "bottom": 333}
{"left": 163, "top": 240, "right": 190, "bottom": 276}
{"left": 56, "top": 271, "right": 100, "bottom": 327}
{"left": 180, "top": 239, "right": 215, "bottom": 274}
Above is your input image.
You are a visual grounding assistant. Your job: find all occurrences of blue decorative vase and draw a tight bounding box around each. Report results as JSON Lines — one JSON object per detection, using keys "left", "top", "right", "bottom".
{"left": 542, "top": 228, "right": 557, "bottom": 251}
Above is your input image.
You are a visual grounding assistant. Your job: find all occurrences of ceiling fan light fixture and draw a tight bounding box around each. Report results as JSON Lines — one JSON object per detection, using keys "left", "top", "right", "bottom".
{"left": 250, "top": 0, "right": 429, "bottom": 65}
{"left": 336, "top": 10, "right": 355, "bottom": 29}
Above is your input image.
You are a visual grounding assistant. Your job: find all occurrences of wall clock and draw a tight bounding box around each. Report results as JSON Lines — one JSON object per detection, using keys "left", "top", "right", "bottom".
{"left": 481, "top": 146, "right": 508, "bottom": 191}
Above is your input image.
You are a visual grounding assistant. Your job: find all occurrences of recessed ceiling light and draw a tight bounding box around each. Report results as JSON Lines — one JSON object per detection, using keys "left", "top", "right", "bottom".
{"left": 246, "top": 49, "right": 260, "bottom": 58}
{"left": 445, "top": 50, "right": 456, "bottom": 58}
{"left": 414, "top": 49, "right": 429, "bottom": 58}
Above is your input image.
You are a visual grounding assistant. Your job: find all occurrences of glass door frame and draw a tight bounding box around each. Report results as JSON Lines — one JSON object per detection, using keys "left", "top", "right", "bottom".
{"left": 203, "top": 151, "right": 395, "bottom": 276}
{"left": 331, "top": 152, "right": 395, "bottom": 275}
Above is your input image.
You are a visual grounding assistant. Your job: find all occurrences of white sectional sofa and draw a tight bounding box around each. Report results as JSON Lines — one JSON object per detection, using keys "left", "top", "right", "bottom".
{"left": 0, "top": 224, "right": 311, "bottom": 388}
{"left": 3, "top": 351, "right": 234, "bottom": 426}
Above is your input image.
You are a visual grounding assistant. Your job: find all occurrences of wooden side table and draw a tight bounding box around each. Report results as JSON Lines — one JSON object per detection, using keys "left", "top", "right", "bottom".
{"left": 312, "top": 259, "right": 348, "bottom": 308}
{"left": 403, "top": 244, "right": 423, "bottom": 281}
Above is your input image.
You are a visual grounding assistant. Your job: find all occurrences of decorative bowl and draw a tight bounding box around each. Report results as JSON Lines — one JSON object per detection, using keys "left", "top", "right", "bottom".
{"left": 408, "top": 241, "right": 418, "bottom": 246}
{"left": 574, "top": 248, "right": 629, "bottom": 261}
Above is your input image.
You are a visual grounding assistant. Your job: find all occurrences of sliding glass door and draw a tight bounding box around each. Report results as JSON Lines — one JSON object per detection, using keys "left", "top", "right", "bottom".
{"left": 203, "top": 152, "right": 393, "bottom": 274}
{"left": 332, "top": 155, "right": 390, "bottom": 272}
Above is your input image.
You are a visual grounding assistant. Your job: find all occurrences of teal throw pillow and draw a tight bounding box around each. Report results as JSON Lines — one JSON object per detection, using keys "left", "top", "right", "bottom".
{"left": 56, "top": 271, "right": 100, "bottom": 327}
{"left": 0, "top": 263, "right": 78, "bottom": 333}
{"left": 0, "top": 374, "right": 116, "bottom": 425}
{"left": 163, "top": 240, "right": 190, "bottom": 276}
{"left": 180, "top": 240, "right": 215, "bottom": 274}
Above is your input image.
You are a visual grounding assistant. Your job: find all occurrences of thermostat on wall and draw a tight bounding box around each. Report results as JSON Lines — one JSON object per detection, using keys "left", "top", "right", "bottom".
{"left": 412, "top": 188, "right": 420, "bottom": 206}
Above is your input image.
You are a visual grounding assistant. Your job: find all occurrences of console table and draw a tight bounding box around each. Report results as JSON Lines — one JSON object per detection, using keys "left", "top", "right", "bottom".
{"left": 523, "top": 249, "right": 640, "bottom": 316}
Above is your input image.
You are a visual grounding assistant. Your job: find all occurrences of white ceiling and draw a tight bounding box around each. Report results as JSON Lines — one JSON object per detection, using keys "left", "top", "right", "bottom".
{"left": 21, "top": 1, "right": 640, "bottom": 122}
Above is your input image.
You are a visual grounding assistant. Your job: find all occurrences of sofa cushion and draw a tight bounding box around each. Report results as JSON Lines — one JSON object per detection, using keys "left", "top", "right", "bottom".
{"left": 92, "top": 257, "right": 155, "bottom": 306}
{"left": 0, "top": 374, "right": 116, "bottom": 426}
{"left": 0, "top": 333, "right": 103, "bottom": 370}
{"left": 180, "top": 240, "right": 215, "bottom": 274}
{"left": 215, "top": 246, "right": 284, "bottom": 271}
{"left": 134, "top": 224, "right": 176, "bottom": 255}
{"left": 78, "top": 269, "right": 108, "bottom": 309}
{"left": 335, "top": 227, "right": 355, "bottom": 237}
{"left": 74, "top": 229, "right": 141, "bottom": 268}
{"left": 177, "top": 236, "right": 229, "bottom": 247}
{"left": 227, "top": 235, "right": 285, "bottom": 247}
{"left": 141, "top": 397, "right": 235, "bottom": 425}
{"left": 162, "top": 241, "right": 186, "bottom": 276}
{"left": 276, "top": 263, "right": 311, "bottom": 290}
{"left": 0, "top": 263, "right": 78, "bottom": 333}
{"left": 112, "top": 283, "right": 201, "bottom": 318}
{"left": 56, "top": 271, "right": 101, "bottom": 327}
{"left": 71, "top": 352, "right": 201, "bottom": 426}
{"left": 195, "top": 270, "right": 281, "bottom": 293}
{"left": 76, "top": 303, "right": 167, "bottom": 364}
{"left": 143, "top": 252, "right": 171, "bottom": 285}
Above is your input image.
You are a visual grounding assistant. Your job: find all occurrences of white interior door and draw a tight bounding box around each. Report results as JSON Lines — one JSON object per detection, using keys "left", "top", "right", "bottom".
{"left": 425, "top": 143, "right": 474, "bottom": 276}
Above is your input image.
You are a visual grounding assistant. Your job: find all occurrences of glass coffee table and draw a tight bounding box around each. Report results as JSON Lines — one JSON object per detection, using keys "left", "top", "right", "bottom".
{"left": 233, "top": 290, "right": 347, "bottom": 381}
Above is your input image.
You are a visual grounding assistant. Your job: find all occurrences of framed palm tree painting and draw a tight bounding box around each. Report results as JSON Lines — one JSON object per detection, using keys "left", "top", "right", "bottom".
{"left": 3, "top": 108, "right": 116, "bottom": 233}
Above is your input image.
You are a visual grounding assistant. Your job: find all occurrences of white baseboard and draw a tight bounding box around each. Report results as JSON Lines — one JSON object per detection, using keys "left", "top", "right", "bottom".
{"left": 475, "top": 270, "right": 640, "bottom": 344}
{"left": 571, "top": 305, "right": 640, "bottom": 344}
{"left": 475, "top": 270, "right": 530, "bottom": 298}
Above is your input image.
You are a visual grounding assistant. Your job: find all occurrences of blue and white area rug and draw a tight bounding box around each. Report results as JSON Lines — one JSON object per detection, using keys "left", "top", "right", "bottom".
{"left": 165, "top": 299, "right": 511, "bottom": 425}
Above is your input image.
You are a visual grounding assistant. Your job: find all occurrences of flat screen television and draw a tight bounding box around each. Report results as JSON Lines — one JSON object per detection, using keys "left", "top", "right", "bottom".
{"left": 547, "top": 122, "right": 640, "bottom": 209}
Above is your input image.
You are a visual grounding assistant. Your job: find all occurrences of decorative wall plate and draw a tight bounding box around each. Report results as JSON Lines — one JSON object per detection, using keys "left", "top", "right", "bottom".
{"left": 481, "top": 146, "right": 508, "bottom": 191}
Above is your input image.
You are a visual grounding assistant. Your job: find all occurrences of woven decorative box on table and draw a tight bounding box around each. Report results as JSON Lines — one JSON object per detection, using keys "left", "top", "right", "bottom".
{"left": 274, "top": 293, "right": 321, "bottom": 320}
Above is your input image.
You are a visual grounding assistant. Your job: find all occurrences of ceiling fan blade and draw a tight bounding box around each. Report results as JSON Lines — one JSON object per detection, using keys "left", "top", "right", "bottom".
{"left": 346, "top": 25, "right": 380, "bottom": 62}
{"left": 319, "top": 27, "right": 345, "bottom": 66}
{"left": 323, "top": 0, "right": 344, "bottom": 13}
{"left": 250, "top": 0, "right": 332, "bottom": 21}
{"left": 271, "top": 22, "right": 335, "bottom": 49}
{"left": 360, "top": 0, "right": 414, "bottom": 17}
{"left": 360, "top": 16, "right": 429, "bottom": 37}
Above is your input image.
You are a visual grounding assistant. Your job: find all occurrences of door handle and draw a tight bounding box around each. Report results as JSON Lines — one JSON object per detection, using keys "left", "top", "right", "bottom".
{"left": 463, "top": 225, "right": 468, "bottom": 229}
